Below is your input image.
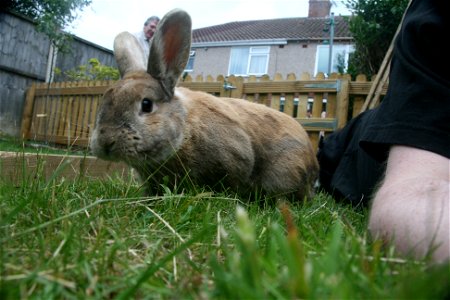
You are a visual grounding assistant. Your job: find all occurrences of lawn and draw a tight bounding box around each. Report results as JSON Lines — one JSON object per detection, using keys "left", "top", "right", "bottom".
{"left": 0, "top": 142, "right": 448, "bottom": 299}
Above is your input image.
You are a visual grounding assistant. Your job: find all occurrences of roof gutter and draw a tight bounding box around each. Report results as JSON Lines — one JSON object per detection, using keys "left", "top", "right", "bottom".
{"left": 292, "top": 37, "right": 354, "bottom": 42}
{"left": 192, "top": 37, "right": 353, "bottom": 48}
{"left": 192, "top": 39, "right": 288, "bottom": 48}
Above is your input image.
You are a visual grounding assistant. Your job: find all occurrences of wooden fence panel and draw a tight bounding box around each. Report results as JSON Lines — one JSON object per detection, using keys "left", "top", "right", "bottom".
{"left": 21, "top": 73, "right": 386, "bottom": 151}
{"left": 22, "top": 81, "right": 113, "bottom": 147}
{"left": 56, "top": 84, "right": 68, "bottom": 141}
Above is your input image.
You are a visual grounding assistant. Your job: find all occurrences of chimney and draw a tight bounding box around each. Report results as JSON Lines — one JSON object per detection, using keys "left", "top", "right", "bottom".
{"left": 308, "top": 0, "right": 332, "bottom": 17}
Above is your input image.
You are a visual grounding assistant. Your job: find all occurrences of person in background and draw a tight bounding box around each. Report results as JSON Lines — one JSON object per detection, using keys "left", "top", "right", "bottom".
{"left": 317, "top": 0, "right": 449, "bottom": 264}
{"left": 134, "top": 16, "right": 160, "bottom": 59}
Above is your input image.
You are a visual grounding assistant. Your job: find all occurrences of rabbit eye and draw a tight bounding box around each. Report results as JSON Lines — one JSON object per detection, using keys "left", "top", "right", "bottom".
{"left": 141, "top": 98, "right": 153, "bottom": 113}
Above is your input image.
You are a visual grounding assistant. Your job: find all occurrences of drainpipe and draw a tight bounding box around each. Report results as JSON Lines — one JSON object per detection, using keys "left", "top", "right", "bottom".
{"left": 45, "top": 43, "right": 58, "bottom": 83}
{"left": 327, "top": 12, "right": 335, "bottom": 76}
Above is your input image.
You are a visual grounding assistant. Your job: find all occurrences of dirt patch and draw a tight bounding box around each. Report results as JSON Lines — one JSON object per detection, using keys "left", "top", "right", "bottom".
{"left": 0, "top": 151, "right": 131, "bottom": 183}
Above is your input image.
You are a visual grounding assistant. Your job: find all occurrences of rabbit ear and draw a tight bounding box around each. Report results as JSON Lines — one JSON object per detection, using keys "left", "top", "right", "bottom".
{"left": 113, "top": 32, "right": 147, "bottom": 77}
{"left": 147, "top": 9, "right": 192, "bottom": 98}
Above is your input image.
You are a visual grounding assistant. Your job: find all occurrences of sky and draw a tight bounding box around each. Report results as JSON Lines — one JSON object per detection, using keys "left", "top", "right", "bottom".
{"left": 68, "top": 0, "right": 351, "bottom": 50}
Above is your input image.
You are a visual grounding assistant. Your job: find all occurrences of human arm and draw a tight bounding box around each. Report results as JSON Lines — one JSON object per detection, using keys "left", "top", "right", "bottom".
{"left": 368, "top": 145, "right": 449, "bottom": 263}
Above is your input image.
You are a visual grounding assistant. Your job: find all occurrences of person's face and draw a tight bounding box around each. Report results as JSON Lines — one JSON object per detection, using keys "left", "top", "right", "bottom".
{"left": 143, "top": 20, "right": 158, "bottom": 40}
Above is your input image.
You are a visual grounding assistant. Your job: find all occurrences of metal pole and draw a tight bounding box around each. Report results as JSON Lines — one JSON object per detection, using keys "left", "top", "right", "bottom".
{"left": 45, "top": 43, "right": 57, "bottom": 83}
{"left": 327, "top": 12, "right": 335, "bottom": 75}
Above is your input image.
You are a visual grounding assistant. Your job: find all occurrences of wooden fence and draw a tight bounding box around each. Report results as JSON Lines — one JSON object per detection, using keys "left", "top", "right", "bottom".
{"left": 21, "top": 72, "right": 387, "bottom": 151}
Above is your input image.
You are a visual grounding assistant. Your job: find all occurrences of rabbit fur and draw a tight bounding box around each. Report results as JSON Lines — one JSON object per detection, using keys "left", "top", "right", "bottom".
{"left": 90, "top": 9, "right": 319, "bottom": 200}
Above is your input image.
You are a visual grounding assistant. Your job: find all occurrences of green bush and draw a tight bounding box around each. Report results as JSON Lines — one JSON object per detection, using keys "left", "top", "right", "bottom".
{"left": 55, "top": 58, "right": 120, "bottom": 81}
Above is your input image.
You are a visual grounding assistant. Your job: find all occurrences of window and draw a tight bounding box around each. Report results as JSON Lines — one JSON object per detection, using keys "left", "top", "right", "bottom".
{"left": 228, "top": 46, "right": 270, "bottom": 76}
{"left": 184, "top": 50, "right": 195, "bottom": 72}
{"left": 315, "top": 44, "right": 354, "bottom": 76}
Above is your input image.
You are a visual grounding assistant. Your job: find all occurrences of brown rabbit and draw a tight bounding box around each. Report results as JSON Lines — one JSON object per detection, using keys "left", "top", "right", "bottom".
{"left": 90, "top": 9, "right": 319, "bottom": 200}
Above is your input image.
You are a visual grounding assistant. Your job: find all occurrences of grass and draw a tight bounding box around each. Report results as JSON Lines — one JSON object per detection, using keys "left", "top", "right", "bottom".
{"left": 0, "top": 146, "right": 449, "bottom": 299}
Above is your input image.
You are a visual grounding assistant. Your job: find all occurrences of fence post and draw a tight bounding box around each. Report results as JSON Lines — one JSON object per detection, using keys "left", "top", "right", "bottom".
{"left": 336, "top": 78, "right": 350, "bottom": 129}
{"left": 312, "top": 73, "right": 325, "bottom": 118}
{"left": 231, "top": 76, "right": 244, "bottom": 99}
{"left": 352, "top": 74, "right": 367, "bottom": 117}
{"left": 219, "top": 75, "right": 232, "bottom": 97}
{"left": 297, "top": 72, "right": 310, "bottom": 118}
{"left": 282, "top": 73, "right": 295, "bottom": 117}
{"left": 20, "top": 82, "right": 36, "bottom": 140}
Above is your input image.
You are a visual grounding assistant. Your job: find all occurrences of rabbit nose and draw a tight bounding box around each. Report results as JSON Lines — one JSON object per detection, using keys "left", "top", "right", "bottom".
{"left": 104, "top": 141, "right": 116, "bottom": 156}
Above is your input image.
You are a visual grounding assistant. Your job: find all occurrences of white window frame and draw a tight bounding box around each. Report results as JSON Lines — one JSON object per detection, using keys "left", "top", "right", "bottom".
{"left": 228, "top": 46, "right": 270, "bottom": 76}
{"left": 184, "top": 50, "right": 196, "bottom": 72}
{"left": 314, "top": 44, "right": 354, "bottom": 76}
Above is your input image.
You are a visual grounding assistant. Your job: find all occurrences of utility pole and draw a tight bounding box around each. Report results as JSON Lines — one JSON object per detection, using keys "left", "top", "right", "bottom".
{"left": 327, "top": 12, "right": 335, "bottom": 75}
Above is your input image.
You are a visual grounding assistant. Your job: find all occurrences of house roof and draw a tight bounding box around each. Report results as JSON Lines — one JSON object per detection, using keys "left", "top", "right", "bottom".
{"left": 192, "top": 15, "right": 352, "bottom": 46}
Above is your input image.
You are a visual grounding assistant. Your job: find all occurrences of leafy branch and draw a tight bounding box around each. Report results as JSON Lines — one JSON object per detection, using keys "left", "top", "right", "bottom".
{"left": 3, "top": 0, "right": 92, "bottom": 52}
{"left": 54, "top": 58, "right": 120, "bottom": 81}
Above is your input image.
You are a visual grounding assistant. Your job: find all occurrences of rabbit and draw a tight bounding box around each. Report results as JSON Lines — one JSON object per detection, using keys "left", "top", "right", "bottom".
{"left": 89, "top": 8, "right": 319, "bottom": 200}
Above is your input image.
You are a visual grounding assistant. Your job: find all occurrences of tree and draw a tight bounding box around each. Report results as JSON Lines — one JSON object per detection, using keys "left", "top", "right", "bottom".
{"left": 54, "top": 58, "right": 120, "bottom": 81}
{"left": 3, "top": 0, "right": 91, "bottom": 51}
{"left": 345, "top": 0, "right": 409, "bottom": 78}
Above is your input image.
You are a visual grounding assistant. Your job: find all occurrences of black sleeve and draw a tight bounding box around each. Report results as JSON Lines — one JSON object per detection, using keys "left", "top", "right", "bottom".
{"left": 317, "top": 109, "right": 385, "bottom": 206}
{"left": 360, "top": 0, "right": 450, "bottom": 161}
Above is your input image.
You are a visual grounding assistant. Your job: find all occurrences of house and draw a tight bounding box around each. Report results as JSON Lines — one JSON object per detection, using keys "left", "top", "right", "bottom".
{"left": 188, "top": 0, "right": 353, "bottom": 79}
